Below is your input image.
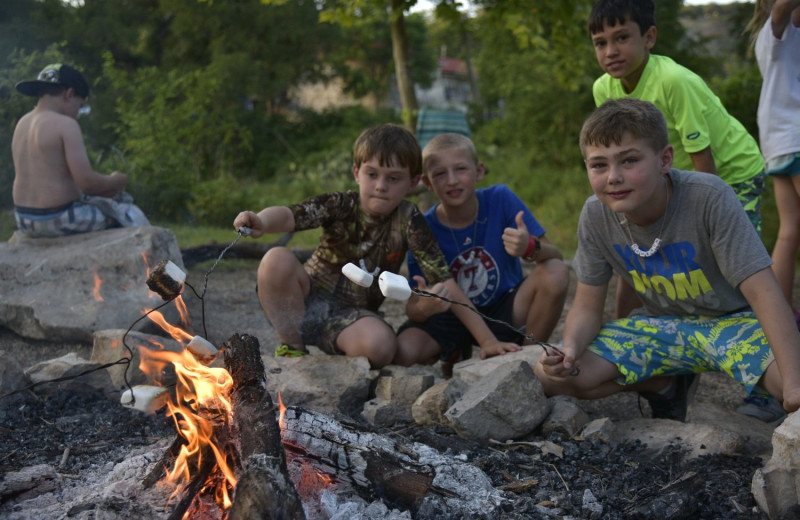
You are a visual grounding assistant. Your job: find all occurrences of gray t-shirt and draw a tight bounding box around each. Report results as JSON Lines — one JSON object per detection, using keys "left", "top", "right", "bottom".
{"left": 574, "top": 169, "right": 772, "bottom": 317}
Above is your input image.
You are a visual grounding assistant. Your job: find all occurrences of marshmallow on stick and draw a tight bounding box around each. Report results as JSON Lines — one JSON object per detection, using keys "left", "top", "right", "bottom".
{"left": 146, "top": 260, "right": 186, "bottom": 301}
{"left": 342, "top": 262, "right": 374, "bottom": 287}
{"left": 120, "top": 385, "right": 169, "bottom": 414}
{"left": 378, "top": 271, "right": 412, "bottom": 301}
{"left": 187, "top": 335, "right": 218, "bottom": 364}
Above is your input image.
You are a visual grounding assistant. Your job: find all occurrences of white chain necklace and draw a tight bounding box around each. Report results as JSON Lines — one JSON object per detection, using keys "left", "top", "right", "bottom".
{"left": 443, "top": 200, "right": 480, "bottom": 264}
{"left": 620, "top": 177, "right": 670, "bottom": 258}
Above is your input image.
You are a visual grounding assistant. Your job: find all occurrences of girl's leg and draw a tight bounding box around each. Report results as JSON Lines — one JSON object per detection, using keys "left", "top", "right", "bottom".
{"left": 395, "top": 327, "right": 441, "bottom": 366}
{"left": 771, "top": 175, "right": 800, "bottom": 305}
{"left": 257, "top": 247, "right": 310, "bottom": 348}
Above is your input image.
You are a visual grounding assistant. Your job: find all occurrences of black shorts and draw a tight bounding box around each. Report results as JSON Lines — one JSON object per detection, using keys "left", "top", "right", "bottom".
{"left": 397, "top": 282, "right": 525, "bottom": 362}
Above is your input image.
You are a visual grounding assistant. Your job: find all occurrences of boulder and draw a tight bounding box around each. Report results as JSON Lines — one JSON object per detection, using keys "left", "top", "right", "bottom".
{"left": 1, "top": 227, "right": 184, "bottom": 343}
{"left": 752, "top": 411, "right": 800, "bottom": 518}
{"left": 445, "top": 360, "right": 550, "bottom": 441}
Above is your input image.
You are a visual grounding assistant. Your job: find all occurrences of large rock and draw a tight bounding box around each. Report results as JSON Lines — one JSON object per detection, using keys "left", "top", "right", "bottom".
{"left": 445, "top": 360, "right": 550, "bottom": 441}
{"left": 752, "top": 411, "right": 800, "bottom": 518}
{"left": 1, "top": 227, "right": 184, "bottom": 343}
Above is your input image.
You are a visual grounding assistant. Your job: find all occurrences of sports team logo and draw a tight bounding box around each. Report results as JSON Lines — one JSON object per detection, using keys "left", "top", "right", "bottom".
{"left": 450, "top": 247, "right": 499, "bottom": 307}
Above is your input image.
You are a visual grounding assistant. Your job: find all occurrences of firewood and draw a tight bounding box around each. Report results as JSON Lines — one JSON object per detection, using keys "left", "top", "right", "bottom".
{"left": 223, "top": 333, "right": 306, "bottom": 520}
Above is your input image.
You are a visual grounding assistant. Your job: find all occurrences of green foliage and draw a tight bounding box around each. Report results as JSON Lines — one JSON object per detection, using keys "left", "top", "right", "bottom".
{"left": 0, "top": 46, "right": 71, "bottom": 209}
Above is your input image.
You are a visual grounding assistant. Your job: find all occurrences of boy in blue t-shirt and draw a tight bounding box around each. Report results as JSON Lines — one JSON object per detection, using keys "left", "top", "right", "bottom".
{"left": 395, "top": 133, "right": 569, "bottom": 367}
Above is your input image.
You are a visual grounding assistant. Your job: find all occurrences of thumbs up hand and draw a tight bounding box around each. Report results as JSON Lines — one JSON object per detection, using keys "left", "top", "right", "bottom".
{"left": 502, "top": 211, "right": 530, "bottom": 257}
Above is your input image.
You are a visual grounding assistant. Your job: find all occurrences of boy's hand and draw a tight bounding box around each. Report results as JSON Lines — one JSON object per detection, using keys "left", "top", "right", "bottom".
{"left": 479, "top": 339, "right": 522, "bottom": 359}
{"left": 537, "top": 343, "right": 581, "bottom": 380}
{"left": 233, "top": 210, "right": 266, "bottom": 238}
{"left": 412, "top": 276, "right": 451, "bottom": 317}
{"left": 502, "top": 211, "right": 530, "bottom": 257}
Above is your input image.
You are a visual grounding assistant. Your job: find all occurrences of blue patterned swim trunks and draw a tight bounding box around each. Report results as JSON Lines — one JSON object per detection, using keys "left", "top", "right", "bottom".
{"left": 587, "top": 310, "right": 774, "bottom": 394}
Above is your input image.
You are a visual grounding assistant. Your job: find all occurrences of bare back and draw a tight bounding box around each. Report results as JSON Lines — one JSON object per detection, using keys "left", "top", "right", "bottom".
{"left": 12, "top": 107, "right": 89, "bottom": 208}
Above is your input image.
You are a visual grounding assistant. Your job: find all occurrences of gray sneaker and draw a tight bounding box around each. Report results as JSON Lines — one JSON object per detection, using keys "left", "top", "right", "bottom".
{"left": 736, "top": 390, "right": 786, "bottom": 425}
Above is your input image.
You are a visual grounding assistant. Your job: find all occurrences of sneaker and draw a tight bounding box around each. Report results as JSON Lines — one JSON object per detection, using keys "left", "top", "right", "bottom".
{"left": 639, "top": 374, "right": 698, "bottom": 422}
{"left": 274, "top": 344, "right": 308, "bottom": 358}
{"left": 736, "top": 390, "right": 786, "bottom": 425}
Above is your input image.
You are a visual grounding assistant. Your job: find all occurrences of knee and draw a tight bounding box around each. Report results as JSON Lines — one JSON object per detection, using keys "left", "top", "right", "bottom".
{"left": 258, "top": 247, "right": 300, "bottom": 284}
{"left": 536, "top": 259, "right": 570, "bottom": 297}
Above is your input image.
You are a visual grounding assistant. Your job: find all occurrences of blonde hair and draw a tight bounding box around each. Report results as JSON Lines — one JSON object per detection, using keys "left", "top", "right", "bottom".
{"left": 745, "top": 0, "right": 776, "bottom": 50}
{"left": 422, "top": 133, "right": 478, "bottom": 175}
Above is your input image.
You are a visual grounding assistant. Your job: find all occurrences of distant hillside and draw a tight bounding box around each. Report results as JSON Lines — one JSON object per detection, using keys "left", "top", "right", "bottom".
{"left": 680, "top": 2, "right": 754, "bottom": 61}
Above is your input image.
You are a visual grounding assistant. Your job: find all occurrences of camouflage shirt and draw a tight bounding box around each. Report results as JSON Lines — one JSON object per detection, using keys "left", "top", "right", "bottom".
{"left": 289, "top": 191, "right": 450, "bottom": 311}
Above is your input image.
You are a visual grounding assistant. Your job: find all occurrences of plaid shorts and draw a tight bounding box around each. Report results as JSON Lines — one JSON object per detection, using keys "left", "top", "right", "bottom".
{"left": 14, "top": 201, "right": 116, "bottom": 238}
{"left": 587, "top": 310, "right": 774, "bottom": 394}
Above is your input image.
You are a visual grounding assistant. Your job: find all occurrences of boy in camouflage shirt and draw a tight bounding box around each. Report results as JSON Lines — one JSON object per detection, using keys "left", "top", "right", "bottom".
{"left": 234, "top": 124, "right": 521, "bottom": 368}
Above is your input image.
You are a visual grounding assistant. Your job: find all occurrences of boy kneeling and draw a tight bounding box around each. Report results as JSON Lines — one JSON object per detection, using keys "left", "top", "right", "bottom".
{"left": 535, "top": 98, "right": 800, "bottom": 422}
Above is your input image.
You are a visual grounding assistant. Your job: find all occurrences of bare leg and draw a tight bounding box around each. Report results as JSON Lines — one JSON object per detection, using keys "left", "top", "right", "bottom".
{"left": 395, "top": 327, "right": 441, "bottom": 366}
{"left": 257, "top": 247, "right": 310, "bottom": 348}
{"left": 513, "top": 258, "right": 569, "bottom": 342}
{"left": 336, "top": 316, "right": 398, "bottom": 368}
{"left": 771, "top": 175, "right": 800, "bottom": 305}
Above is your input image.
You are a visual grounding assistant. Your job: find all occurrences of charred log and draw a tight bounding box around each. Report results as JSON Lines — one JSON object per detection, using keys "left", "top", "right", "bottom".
{"left": 280, "top": 406, "right": 507, "bottom": 517}
{"left": 222, "top": 333, "right": 305, "bottom": 520}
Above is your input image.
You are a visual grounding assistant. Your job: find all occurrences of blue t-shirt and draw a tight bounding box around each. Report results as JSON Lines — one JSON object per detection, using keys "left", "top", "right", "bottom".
{"left": 407, "top": 184, "right": 545, "bottom": 307}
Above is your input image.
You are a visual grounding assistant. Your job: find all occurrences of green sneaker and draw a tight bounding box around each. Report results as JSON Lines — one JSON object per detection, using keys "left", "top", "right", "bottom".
{"left": 274, "top": 344, "right": 308, "bottom": 358}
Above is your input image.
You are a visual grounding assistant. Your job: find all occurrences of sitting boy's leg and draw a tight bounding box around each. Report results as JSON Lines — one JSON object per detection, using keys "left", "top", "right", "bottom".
{"left": 395, "top": 327, "right": 442, "bottom": 366}
{"left": 257, "top": 247, "right": 310, "bottom": 349}
{"left": 336, "top": 316, "right": 398, "bottom": 368}
{"left": 513, "top": 259, "right": 569, "bottom": 342}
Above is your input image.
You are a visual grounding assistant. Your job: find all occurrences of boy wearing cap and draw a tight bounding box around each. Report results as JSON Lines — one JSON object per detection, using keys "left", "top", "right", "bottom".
{"left": 12, "top": 63, "right": 129, "bottom": 237}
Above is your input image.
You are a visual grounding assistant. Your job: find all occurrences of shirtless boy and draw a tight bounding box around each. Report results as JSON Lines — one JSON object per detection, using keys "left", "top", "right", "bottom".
{"left": 12, "top": 63, "right": 128, "bottom": 237}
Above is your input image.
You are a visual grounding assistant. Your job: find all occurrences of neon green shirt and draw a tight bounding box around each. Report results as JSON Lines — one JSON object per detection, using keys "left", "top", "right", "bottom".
{"left": 593, "top": 54, "right": 763, "bottom": 185}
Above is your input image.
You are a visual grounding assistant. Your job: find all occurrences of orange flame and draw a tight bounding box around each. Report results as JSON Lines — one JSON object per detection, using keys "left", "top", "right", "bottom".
{"left": 139, "top": 345, "right": 236, "bottom": 509}
{"left": 146, "top": 309, "right": 193, "bottom": 343}
{"left": 173, "top": 295, "right": 192, "bottom": 330}
{"left": 92, "top": 268, "right": 104, "bottom": 301}
{"left": 278, "top": 393, "right": 286, "bottom": 430}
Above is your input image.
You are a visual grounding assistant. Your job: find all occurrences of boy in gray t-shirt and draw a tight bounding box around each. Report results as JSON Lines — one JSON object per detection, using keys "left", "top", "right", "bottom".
{"left": 534, "top": 98, "right": 800, "bottom": 423}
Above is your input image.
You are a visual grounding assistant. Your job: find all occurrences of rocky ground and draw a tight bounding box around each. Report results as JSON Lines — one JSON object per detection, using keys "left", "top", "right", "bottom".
{"left": 0, "top": 256, "right": 794, "bottom": 519}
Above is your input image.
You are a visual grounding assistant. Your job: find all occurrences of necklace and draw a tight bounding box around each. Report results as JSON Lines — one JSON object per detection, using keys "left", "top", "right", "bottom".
{"left": 620, "top": 177, "right": 670, "bottom": 258}
{"left": 443, "top": 200, "right": 480, "bottom": 264}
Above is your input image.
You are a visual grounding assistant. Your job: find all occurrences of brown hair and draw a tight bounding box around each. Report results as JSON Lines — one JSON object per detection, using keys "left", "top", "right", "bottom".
{"left": 352, "top": 124, "right": 422, "bottom": 178}
{"left": 421, "top": 133, "right": 478, "bottom": 175}
{"left": 579, "top": 98, "right": 669, "bottom": 156}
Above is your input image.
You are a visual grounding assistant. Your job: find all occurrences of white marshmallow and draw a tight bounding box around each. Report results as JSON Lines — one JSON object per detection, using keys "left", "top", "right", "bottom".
{"left": 187, "top": 335, "right": 218, "bottom": 364}
{"left": 378, "top": 271, "right": 412, "bottom": 301}
{"left": 342, "top": 262, "right": 374, "bottom": 287}
{"left": 120, "top": 385, "right": 169, "bottom": 413}
{"left": 163, "top": 260, "right": 187, "bottom": 285}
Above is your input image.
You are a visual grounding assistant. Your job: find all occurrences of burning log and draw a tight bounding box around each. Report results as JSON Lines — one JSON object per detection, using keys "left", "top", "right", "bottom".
{"left": 222, "top": 333, "right": 305, "bottom": 520}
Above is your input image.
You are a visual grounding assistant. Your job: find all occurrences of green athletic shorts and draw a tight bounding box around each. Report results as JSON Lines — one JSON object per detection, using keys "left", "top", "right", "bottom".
{"left": 587, "top": 310, "right": 774, "bottom": 394}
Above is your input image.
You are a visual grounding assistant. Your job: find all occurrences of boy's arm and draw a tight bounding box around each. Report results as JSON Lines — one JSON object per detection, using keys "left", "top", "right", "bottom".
{"left": 233, "top": 206, "right": 295, "bottom": 238}
{"left": 739, "top": 268, "right": 800, "bottom": 412}
{"left": 539, "top": 281, "right": 607, "bottom": 379}
{"left": 443, "top": 278, "right": 522, "bottom": 359}
{"left": 405, "top": 275, "right": 451, "bottom": 322}
{"left": 689, "top": 147, "right": 718, "bottom": 176}
{"left": 502, "top": 211, "right": 563, "bottom": 262}
{"left": 62, "top": 119, "right": 127, "bottom": 196}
